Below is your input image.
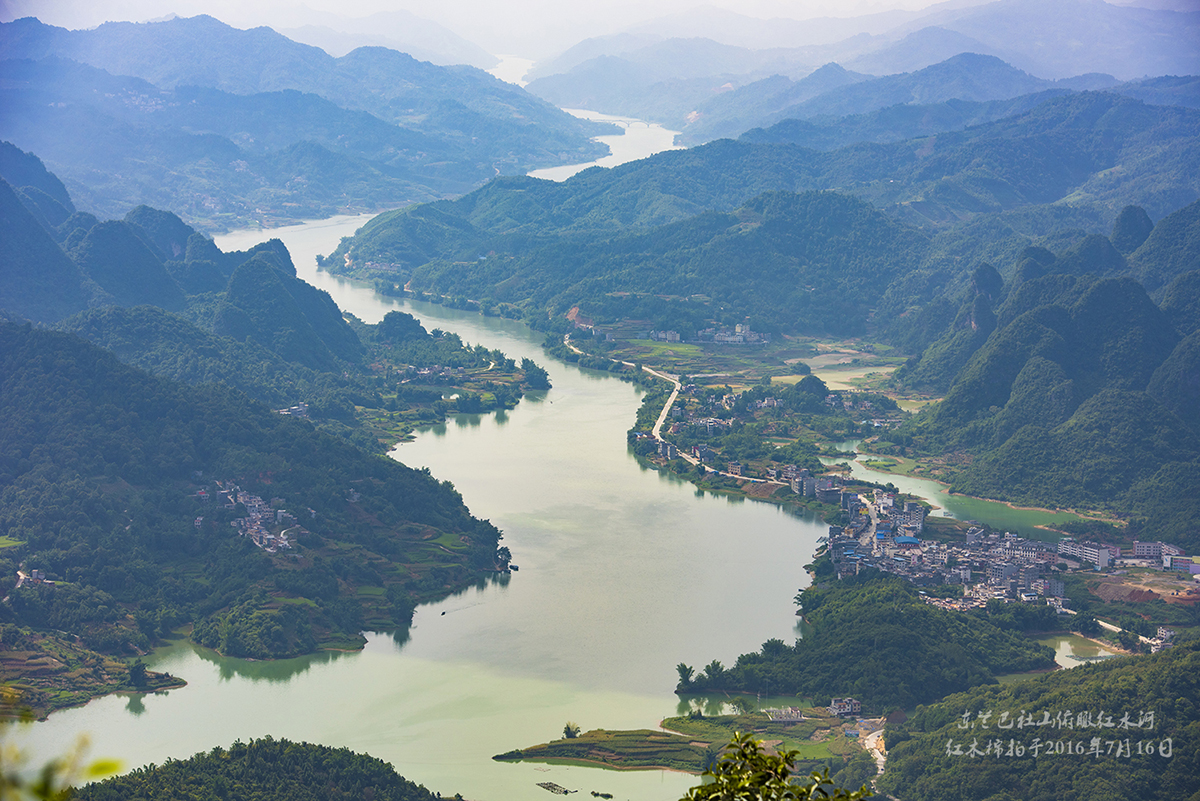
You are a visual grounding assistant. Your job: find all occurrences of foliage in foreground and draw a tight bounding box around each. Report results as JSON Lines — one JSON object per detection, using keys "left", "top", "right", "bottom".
{"left": 71, "top": 734, "right": 868, "bottom": 801}
{"left": 684, "top": 733, "right": 872, "bottom": 801}
{"left": 72, "top": 737, "right": 442, "bottom": 801}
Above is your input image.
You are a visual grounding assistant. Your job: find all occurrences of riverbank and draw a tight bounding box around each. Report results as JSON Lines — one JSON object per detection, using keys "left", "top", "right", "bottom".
{"left": 19, "top": 211, "right": 819, "bottom": 801}
{"left": 851, "top": 449, "right": 1121, "bottom": 525}
{"left": 493, "top": 710, "right": 860, "bottom": 775}
{"left": 0, "top": 630, "right": 186, "bottom": 721}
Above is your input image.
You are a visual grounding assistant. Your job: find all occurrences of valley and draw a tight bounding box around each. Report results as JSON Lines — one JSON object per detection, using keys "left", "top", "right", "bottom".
{"left": 2, "top": 3, "right": 1200, "bottom": 799}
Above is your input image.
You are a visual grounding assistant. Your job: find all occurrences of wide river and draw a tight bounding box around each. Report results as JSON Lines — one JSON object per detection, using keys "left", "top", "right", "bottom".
{"left": 21, "top": 214, "right": 822, "bottom": 801}
{"left": 23, "top": 134, "right": 1104, "bottom": 798}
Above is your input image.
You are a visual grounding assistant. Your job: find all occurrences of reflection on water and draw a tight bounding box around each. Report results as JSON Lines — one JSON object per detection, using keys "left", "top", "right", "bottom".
{"left": 9, "top": 213, "right": 826, "bottom": 801}
{"left": 189, "top": 642, "right": 353, "bottom": 684}
{"left": 997, "top": 633, "right": 1120, "bottom": 684}
{"left": 125, "top": 694, "right": 147, "bottom": 717}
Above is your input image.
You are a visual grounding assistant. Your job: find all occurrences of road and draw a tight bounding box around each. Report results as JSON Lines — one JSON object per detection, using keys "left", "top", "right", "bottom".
{"left": 562, "top": 335, "right": 785, "bottom": 483}
{"left": 862, "top": 728, "right": 887, "bottom": 776}
{"left": 1096, "top": 618, "right": 1154, "bottom": 644}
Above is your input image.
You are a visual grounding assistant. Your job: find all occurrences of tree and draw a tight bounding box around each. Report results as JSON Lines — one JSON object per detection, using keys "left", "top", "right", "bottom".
{"left": 563, "top": 721, "right": 581, "bottom": 739}
{"left": 520, "top": 358, "right": 551, "bottom": 390}
{"left": 128, "top": 659, "right": 147, "bottom": 688}
{"left": 676, "top": 663, "right": 695, "bottom": 688}
{"left": 682, "top": 733, "right": 872, "bottom": 801}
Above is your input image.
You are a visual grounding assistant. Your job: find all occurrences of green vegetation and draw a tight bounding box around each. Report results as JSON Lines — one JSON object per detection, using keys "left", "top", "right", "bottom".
{"left": 683, "top": 733, "right": 872, "bottom": 801}
{"left": 0, "top": 322, "right": 506, "bottom": 662}
{"left": 495, "top": 708, "right": 861, "bottom": 775}
{"left": 73, "top": 737, "right": 445, "bottom": 801}
{"left": 677, "top": 575, "right": 1055, "bottom": 711}
{"left": 887, "top": 267, "right": 1200, "bottom": 551}
{"left": 878, "top": 640, "right": 1200, "bottom": 801}
{"left": 0, "top": 625, "right": 184, "bottom": 720}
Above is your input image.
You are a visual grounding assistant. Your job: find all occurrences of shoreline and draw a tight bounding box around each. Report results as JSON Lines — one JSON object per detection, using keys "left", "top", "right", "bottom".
{"left": 847, "top": 450, "right": 1120, "bottom": 524}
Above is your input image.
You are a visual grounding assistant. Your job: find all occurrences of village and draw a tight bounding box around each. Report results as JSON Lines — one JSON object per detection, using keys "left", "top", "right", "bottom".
{"left": 196, "top": 481, "right": 316, "bottom": 554}
{"left": 823, "top": 485, "right": 1198, "bottom": 654}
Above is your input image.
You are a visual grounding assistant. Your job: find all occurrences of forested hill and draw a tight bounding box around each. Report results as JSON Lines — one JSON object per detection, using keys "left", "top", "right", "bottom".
{"left": 407, "top": 190, "right": 930, "bottom": 336}
{"left": 0, "top": 322, "right": 505, "bottom": 659}
{"left": 74, "top": 738, "right": 444, "bottom": 801}
{"left": 888, "top": 255, "right": 1200, "bottom": 550}
{"left": 676, "top": 574, "right": 1054, "bottom": 712}
{"left": 878, "top": 640, "right": 1200, "bottom": 801}
{"left": 0, "top": 15, "right": 611, "bottom": 227}
{"left": 324, "top": 91, "right": 1200, "bottom": 338}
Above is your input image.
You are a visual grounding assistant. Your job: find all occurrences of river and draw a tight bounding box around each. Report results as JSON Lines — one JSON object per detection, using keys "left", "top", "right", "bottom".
{"left": 821, "top": 442, "right": 1086, "bottom": 537}
{"left": 527, "top": 109, "right": 682, "bottom": 183}
{"left": 19, "top": 214, "right": 822, "bottom": 801}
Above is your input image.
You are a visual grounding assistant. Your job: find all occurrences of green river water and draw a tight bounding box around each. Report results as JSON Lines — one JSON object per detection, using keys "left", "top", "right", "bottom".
{"left": 18, "top": 215, "right": 819, "bottom": 801}
{"left": 19, "top": 214, "right": 1113, "bottom": 799}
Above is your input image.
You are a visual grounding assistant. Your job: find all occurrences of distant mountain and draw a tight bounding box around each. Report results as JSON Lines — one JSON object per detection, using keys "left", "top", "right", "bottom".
{"left": 739, "top": 91, "right": 1072, "bottom": 150}
{"left": 527, "top": 0, "right": 1197, "bottom": 135}
{"left": 359, "top": 92, "right": 1200, "bottom": 239}
{"left": 895, "top": 0, "right": 1200, "bottom": 80}
{"left": 273, "top": 8, "right": 498, "bottom": 67}
{"left": 0, "top": 15, "right": 592, "bottom": 137}
{"left": 681, "top": 53, "right": 1117, "bottom": 144}
{"left": 0, "top": 54, "right": 604, "bottom": 227}
{"left": 524, "top": 33, "right": 662, "bottom": 82}
{"left": 0, "top": 16, "right": 609, "bottom": 226}
{"left": 841, "top": 25, "right": 999, "bottom": 75}
{"left": 617, "top": 3, "right": 935, "bottom": 50}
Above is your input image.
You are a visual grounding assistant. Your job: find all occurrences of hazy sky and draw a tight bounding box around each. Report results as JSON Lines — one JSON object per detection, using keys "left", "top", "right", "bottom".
{"left": 1, "top": 0, "right": 961, "bottom": 56}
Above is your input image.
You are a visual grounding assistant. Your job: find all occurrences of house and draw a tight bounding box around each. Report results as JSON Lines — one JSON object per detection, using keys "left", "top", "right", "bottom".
{"left": 830, "top": 697, "right": 862, "bottom": 717}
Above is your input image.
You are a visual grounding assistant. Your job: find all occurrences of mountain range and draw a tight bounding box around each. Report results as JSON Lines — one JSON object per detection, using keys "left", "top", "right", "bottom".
{"left": 0, "top": 15, "right": 610, "bottom": 228}
{"left": 524, "top": 0, "right": 1200, "bottom": 142}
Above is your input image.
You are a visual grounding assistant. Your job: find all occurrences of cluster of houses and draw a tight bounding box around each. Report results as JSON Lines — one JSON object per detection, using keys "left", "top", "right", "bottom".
{"left": 401, "top": 365, "right": 467, "bottom": 382}
{"left": 830, "top": 525, "right": 1076, "bottom": 604}
{"left": 204, "top": 481, "right": 311, "bottom": 553}
{"left": 826, "top": 518, "right": 1195, "bottom": 651}
{"left": 693, "top": 324, "right": 771, "bottom": 345}
{"left": 276, "top": 401, "right": 310, "bottom": 418}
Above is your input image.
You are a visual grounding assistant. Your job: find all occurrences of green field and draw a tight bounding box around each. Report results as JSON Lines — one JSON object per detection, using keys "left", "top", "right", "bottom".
{"left": 494, "top": 710, "right": 862, "bottom": 773}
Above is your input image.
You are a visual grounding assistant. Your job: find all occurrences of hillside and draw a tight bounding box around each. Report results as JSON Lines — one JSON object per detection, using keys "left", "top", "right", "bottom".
{"left": 323, "top": 92, "right": 1200, "bottom": 344}
{"left": 0, "top": 322, "right": 507, "bottom": 660}
{"left": 888, "top": 265, "right": 1200, "bottom": 549}
{"left": 0, "top": 177, "right": 99, "bottom": 323}
{"left": 369, "top": 190, "right": 928, "bottom": 337}
{"left": 676, "top": 574, "right": 1055, "bottom": 712}
{"left": 877, "top": 639, "right": 1200, "bottom": 801}
{"left": 74, "top": 738, "right": 445, "bottom": 801}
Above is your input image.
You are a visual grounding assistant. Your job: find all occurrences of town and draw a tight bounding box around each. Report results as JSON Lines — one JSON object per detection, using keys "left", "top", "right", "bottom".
{"left": 822, "top": 484, "right": 1197, "bottom": 654}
